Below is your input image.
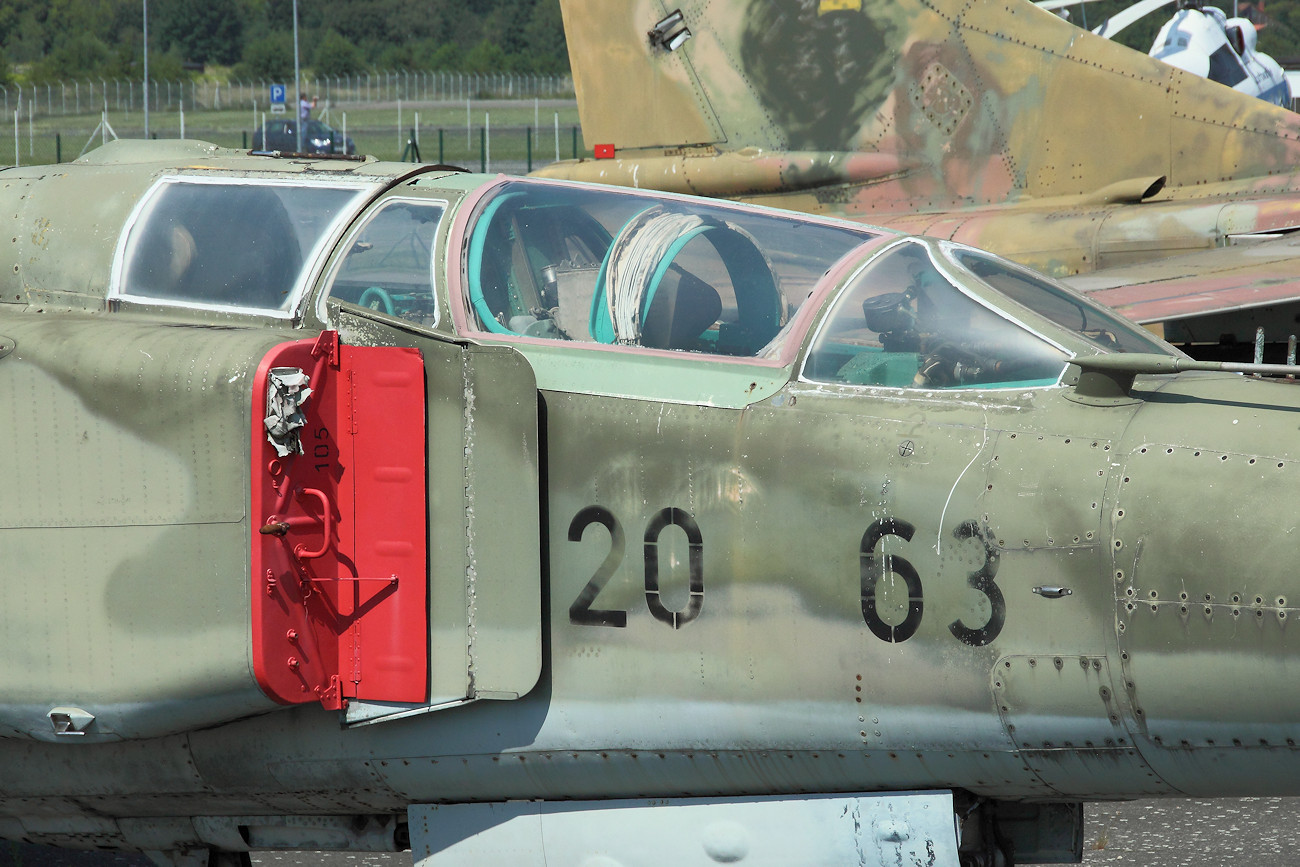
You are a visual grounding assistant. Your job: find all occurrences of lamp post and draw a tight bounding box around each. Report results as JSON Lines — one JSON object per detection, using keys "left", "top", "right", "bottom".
{"left": 293, "top": 0, "right": 302, "bottom": 153}
{"left": 142, "top": 0, "right": 149, "bottom": 138}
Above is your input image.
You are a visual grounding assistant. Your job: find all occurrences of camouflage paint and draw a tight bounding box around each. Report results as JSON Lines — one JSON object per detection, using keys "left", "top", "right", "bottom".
{"left": 7, "top": 144, "right": 1300, "bottom": 863}
{"left": 536, "top": 0, "right": 1300, "bottom": 323}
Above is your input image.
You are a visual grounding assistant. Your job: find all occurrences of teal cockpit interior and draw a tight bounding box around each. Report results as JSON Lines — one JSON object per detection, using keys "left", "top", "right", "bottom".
{"left": 462, "top": 180, "right": 873, "bottom": 356}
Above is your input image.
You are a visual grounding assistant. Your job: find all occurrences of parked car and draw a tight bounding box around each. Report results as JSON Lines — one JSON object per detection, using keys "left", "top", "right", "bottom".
{"left": 250, "top": 119, "right": 355, "bottom": 155}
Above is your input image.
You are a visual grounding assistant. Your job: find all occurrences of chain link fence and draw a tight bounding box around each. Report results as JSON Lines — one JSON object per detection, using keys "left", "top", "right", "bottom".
{"left": 0, "top": 71, "right": 574, "bottom": 118}
{"left": 8, "top": 117, "right": 588, "bottom": 175}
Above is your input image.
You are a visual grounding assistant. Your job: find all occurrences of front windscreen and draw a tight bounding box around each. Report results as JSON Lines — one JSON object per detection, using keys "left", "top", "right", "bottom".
{"left": 948, "top": 248, "right": 1170, "bottom": 355}
{"left": 119, "top": 179, "right": 368, "bottom": 313}
{"left": 805, "top": 241, "right": 1069, "bottom": 389}
{"left": 463, "top": 180, "right": 875, "bottom": 357}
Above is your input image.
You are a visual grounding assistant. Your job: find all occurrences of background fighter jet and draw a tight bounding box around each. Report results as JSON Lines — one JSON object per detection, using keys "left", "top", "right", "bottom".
{"left": 10, "top": 141, "right": 1300, "bottom": 866}
{"left": 534, "top": 0, "right": 1300, "bottom": 358}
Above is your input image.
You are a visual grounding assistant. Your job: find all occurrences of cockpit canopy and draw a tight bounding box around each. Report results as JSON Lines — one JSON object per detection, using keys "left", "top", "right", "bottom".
{"left": 455, "top": 181, "right": 1170, "bottom": 388}
{"left": 99, "top": 168, "right": 1171, "bottom": 394}
{"left": 462, "top": 180, "right": 875, "bottom": 356}
{"left": 805, "top": 239, "right": 1169, "bottom": 389}
{"left": 114, "top": 178, "right": 370, "bottom": 315}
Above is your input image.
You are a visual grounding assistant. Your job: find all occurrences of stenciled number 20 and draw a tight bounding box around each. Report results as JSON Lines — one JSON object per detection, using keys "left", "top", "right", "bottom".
{"left": 568, "top": 505, "right": 704, "bottom": 629}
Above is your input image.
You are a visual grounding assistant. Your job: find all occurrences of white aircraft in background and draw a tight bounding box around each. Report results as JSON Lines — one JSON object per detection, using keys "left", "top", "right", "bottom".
{"left": 1048, "top": 0, "right": 1291, "bottom": 106}
{"left": 1148, "top": 0, "right": 1291, "bottom": 105}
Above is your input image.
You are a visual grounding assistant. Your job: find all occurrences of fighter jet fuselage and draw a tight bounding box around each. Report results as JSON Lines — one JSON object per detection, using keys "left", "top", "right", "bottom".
{"left": 4, "top": 142, "right": 1300, "bottom": 866}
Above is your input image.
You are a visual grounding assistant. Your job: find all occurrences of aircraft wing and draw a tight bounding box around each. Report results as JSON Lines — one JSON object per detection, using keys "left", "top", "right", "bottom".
{"left": 1065, "top": 233, "right": 1300, "bottom": 325}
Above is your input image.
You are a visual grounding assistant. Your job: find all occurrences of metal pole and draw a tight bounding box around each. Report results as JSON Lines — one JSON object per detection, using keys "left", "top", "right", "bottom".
{"left": 143, "top": 0, "right": 149, "bottom": 138}
{"left": 293, "top": 0, "right": 302, "bottom": 153}
{"left": 554, "top": 112, "right": 559, "bottom": 162}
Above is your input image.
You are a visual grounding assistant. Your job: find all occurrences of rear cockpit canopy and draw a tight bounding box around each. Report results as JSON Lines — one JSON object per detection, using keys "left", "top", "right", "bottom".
{"left": 113, "top": 177, "right": 371, "bottom": 316}
{"left": 0, "top": 141, "right": 410, "bottom": 314}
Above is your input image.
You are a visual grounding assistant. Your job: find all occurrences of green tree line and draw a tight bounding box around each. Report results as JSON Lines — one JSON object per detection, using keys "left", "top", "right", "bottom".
{"left": 0, "top": 0, "right": 569, "bottom": 86}
{"left": 1, "top": 0, "right": 1296, "bottom": 92}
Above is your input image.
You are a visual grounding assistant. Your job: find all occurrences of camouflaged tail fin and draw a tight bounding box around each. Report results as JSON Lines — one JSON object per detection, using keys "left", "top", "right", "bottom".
{"left": 556, "top": 0, "right": 1300, "bottom": 208}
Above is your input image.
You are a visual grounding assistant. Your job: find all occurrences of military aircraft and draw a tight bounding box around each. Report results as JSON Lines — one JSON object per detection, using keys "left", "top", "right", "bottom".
{"left": 1147, "top": 1, "right": 1290, "bottom": 106}
{"left": 10, "top": 139, "right": 1300, "bottom": 866}
{"left": 534, "top": 0, "right": 1300, "bottom": 357}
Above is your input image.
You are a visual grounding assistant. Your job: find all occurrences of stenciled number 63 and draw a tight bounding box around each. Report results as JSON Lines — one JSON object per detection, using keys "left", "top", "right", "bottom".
{"left": 859, "top": 517, "right": 1005, "bottom": 646}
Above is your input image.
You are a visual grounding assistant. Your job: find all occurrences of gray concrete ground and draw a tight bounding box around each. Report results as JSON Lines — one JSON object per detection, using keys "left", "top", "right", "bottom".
{"left": 4, "top": 798, "right": 1300, "bottom": 865}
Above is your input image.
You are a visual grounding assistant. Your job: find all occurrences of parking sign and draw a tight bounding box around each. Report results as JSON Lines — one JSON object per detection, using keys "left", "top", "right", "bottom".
{"left": 270, "top": 84, "right": 287, "bottom": 114}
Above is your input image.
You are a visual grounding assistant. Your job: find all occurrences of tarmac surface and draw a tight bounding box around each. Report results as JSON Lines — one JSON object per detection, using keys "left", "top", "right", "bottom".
{"left": 5, "top": 797, "right": 1300, "bottom": 865}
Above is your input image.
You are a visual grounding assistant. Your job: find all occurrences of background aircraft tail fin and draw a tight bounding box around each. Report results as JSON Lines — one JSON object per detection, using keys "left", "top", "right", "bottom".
{"left": 556, "top": 0, "right": 1300, "bottom": 209}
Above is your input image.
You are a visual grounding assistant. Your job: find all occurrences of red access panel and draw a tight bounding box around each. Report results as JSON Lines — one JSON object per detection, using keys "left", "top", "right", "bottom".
{"left": 250, "top": 333, "right": 428, "bottom": 709}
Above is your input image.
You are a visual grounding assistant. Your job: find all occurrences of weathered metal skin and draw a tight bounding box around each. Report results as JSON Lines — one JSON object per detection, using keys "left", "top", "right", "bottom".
{"left": 7, "top": 143, "right": 1300, "bottom": 861}
{"left": 0, "top": 314, "right": 289, "bottom": 740}
{"left": 534, "top": 0, "right": 1300, "bottom": 331}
